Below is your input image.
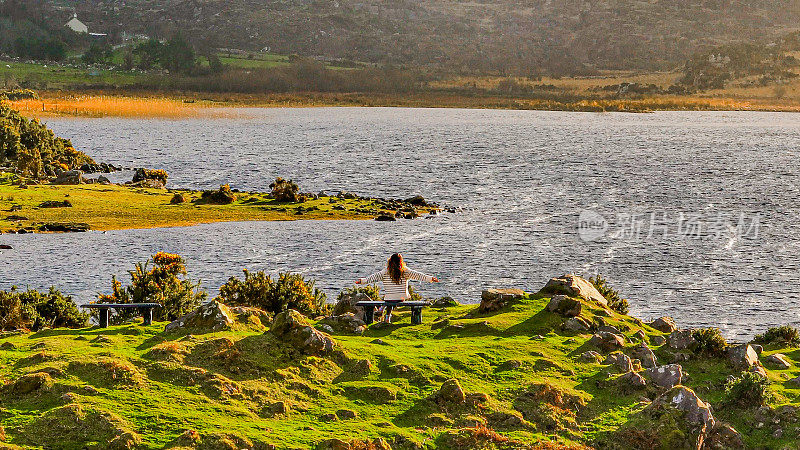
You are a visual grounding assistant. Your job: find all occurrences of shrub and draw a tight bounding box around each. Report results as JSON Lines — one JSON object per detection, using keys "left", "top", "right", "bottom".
{"left": 724, "top": 371, "right": 772, "bottom": 407}
{"left": 217, "top": 269, "right": 329, "bottom": 317}
{"left": 98, "top": 252, "right": 206, "bottom": 323}
{"left": 200, "top": 184, "right": 236, "bottom": 204}
{"left": 589, "top": 275, "right": 629, "bottom": 315}
{"left": 690, "top": 327, "right": 728, "bottom": 357}
{"left": 0, "top": 101, "right": 94, "bottom": 175}
{"left": 269, "top": 177, "right": 300, "bottom": 202}
{"left": 754, "top": 325, "right": 800, "bottom": 347}
{"left": 0, "top": 89, "right": 38, "bottom": 101}
{"left": 132, "top": 168, "right": 168, "bottom": 184}
{"left": 337, "top": 285, "right": 381, "bottom": 302}
{"left": 0, "top": 287, "right": 89, "bottom": 331}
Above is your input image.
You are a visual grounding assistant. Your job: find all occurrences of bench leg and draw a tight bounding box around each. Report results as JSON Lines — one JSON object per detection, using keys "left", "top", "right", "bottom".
{"left": 98, "top": 308, "right": 109, "bottom": 328}
{"left": 142, "top": 308, "right": 153, "bottom": 326}
{"left": 363, "top": 306, "right": 375, "bottom": 325}
{"left": 411, "top": 307, "right": 422, "bottom": 325}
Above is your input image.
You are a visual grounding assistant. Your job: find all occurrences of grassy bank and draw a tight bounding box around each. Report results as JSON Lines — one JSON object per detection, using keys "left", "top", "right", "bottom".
{"left": 0, "top": 284, "right": 798, "bottom": 448}
{"left": 0, "top": 173, "right": 413, "bottom": 233}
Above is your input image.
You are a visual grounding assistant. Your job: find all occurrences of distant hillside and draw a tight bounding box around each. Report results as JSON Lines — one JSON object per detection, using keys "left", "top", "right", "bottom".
{"left": 26, "top": 0, "right": 800, "bottom": 75}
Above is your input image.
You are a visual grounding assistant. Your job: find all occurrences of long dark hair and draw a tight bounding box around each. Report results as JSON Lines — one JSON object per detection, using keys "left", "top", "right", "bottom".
{"left": 387, "top": 253, "right": 407, "bottom": 284}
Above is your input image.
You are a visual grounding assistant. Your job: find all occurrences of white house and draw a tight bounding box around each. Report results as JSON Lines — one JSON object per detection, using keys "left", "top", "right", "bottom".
{"left": 65, "top": 14, "right": 88, "bottom": 34}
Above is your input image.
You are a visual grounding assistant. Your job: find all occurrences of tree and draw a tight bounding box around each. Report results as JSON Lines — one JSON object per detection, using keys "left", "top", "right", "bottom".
{"left": 162, "top": 35, "right": 196, "bottom": 75}
{"left": 133, "top": 39, "right": 165, "bottom": 71}
{"left": 82, "top": 43, "right": 112, "bottom": 65}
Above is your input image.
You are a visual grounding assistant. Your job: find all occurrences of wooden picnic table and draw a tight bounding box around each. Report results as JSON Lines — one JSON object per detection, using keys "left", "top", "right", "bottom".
{"left": 81, "top": 303, "right": 161, "bottom": 327}
{"left": 355, "top": 300, "right": 431, "bottom": 325}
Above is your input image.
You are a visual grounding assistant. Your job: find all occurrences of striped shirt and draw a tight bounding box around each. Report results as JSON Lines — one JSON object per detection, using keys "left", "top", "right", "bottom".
{"left": 359, "top": 268, "right": 435, "bottom": 301}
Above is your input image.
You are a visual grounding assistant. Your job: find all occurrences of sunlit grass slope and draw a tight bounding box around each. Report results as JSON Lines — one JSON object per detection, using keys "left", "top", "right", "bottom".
{"left": 2, "top": 291, "right": 800, "bottom": 448}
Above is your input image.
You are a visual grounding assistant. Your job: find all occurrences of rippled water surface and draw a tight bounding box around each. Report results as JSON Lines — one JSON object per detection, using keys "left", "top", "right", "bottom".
{"left": 3, "top": 108, "right": 800, "bottom": 340}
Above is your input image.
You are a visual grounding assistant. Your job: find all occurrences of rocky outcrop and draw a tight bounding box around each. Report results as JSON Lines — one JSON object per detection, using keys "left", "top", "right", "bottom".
{"left": 540, "top": 274, "right": 608, "bottom": 308}
{"left": 646, "top": 364, "right": 683, "bottom": 390}
{"left": 589, "top": 331, "right": 626, "bottom": 352}
{"left": 562, "top": 316, "right": 590, "bottom": 332}
{"left": 317, "top": 313, "right": 366, "bottom": 335}
{"left": 617, "top": 370, "right": 646, "bottom": 389}
{"left": 651, "top": 386, "right": 715, "bottom": 429}
{"left": 431, "top": 296, "right": 459, "bottom": 307}
{"left": 604, "top": 352, "right": 633, "bottom": 373}
{"left": 270, "top": 309, "right": 335, "bottom": 356}
{"left": 630, "top": 342, "right": 657, "bottom": 368}
{"left": 165, "top": 300, "right": 234, "bottom": 332}
{"left": 579, "top": 351, "right": 603, "bottom": 363}
{"left": 649, "top": 316, "right": 677, "bottom": 333}
{"left": 436, "top": 379, "right": 466, "bottom": 404}
{"left": 667, "top": 329, "right": 695, "bottom": 350}
{"left": 546, "top": 295, "right": 582, "bottom": 317}
{"left": 765, "top": 353, "right": 791, "bottom": 369}
{"left": 164, "top": 301, "right": 270, "bottom": 333}
{"left": 51, "top": 170, "right": 83, "bottom": 185}
{"left": 332, "top": 292, "right": 373, "bottom": 321}
{"left": 479, "top": 289, "right": 525, "bottom": 312}
{"left": 39, "top": 200, "right": 72, "bottom": 208}
{"left": 705, "top": 424, "right": 745, "bottom": 449}
{"left": 728, "top": 344, "right": 759, "bottom": 369}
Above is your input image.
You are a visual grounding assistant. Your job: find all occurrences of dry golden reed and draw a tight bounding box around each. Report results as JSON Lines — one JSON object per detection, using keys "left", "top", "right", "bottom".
{"left": 10, "top": 95, "right": 210, "bottom": 118}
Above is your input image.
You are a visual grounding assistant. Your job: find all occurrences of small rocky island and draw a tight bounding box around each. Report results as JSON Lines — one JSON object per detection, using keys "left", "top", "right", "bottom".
{"left": 0, "top": 271, "right": 796, "bottom": 449}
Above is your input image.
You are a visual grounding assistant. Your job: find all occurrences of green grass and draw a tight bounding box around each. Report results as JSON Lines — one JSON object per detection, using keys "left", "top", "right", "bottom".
{"left": 0, "top": 61, "right": 147, "bottom": 90}
{"left": 1, "top": 291, "right": 799, "bottom": 448}
{"left": 0, "top": 173, "right": 413, "bottom": 232}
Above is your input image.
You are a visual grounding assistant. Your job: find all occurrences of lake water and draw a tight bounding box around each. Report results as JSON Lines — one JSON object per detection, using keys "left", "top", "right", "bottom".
{"left": 2, "top": 107, "right": 800, "bottom": 340}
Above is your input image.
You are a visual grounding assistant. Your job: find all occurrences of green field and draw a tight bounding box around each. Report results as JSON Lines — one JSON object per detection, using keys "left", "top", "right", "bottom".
{"left": 0, "top": 61, "right": 146, "bottom": 90}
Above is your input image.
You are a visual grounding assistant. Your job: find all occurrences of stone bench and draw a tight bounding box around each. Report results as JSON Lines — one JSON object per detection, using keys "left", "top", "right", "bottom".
{"left": 355, "top": 301, "right": 431, "bottom": 325}
{"left": 81, "top": 303, "right": 161, "bottom": 327}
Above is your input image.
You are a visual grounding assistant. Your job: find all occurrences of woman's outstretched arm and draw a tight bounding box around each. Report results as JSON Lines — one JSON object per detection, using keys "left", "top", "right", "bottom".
{"left": 407, "top": 269, "right": 440, "bottom": 283}
{"left": 355, "top": 270, "right": 384, "bottom": 284}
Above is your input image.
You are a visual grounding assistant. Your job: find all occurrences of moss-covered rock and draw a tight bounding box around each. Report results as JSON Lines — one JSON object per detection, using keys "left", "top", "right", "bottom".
{"left": 270, "top": 309, "right": 335, "bottom": 355}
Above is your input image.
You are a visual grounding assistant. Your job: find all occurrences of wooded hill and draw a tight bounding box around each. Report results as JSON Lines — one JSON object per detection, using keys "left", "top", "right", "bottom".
{"left": 35, "top": 0, "right": 800, "bottom": 75}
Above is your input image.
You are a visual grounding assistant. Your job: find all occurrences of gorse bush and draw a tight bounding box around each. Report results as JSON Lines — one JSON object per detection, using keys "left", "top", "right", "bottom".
{"left": 269, "top": 177, "right": 300, "bottom": 202}
{"left": 217, "top": 269, "right": 330, "bottom": 317}
{"left": 589, "top": 275, "right": 630, "bottom": 315}
{"left": 338, "top": 285, "right": 381, "bottom": 302}
{"left": 754, "top": 325, "right": 800, "bottom": 347}
{"left": 724, "top": 371, "right": 772, "bottom": 407}
{"left": 0, "top": 287, "right": 89, "bottom": 331}
{"left": 132, "top": 168, "right": 169, "bottom": 184}
{"left": 98, "top": 252, "right": 206, "bottom": 323}
{"left": 690, "top": 327, "right": 728, "bottom": 357}
{"left": 0, "top": 101, "right": 95, "bottom": 177}
{"left": 200, "top": 184, "right": 236, "bottom": 204}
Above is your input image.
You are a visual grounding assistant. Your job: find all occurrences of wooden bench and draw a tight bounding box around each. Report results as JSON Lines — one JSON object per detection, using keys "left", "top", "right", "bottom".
{"left": 81, "top": 303, "right": 162, "bottom": 327}
{"left": 355, "top": 301, "right": 431, "bottom": 325}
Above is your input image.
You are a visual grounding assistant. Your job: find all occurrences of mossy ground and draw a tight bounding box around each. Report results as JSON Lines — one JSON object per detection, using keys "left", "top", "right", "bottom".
{"left": 0, "top": 173, "right": 413, "bottom": 232}
{"left": 1, "top": 293, "right": 800, "bottom": 448}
